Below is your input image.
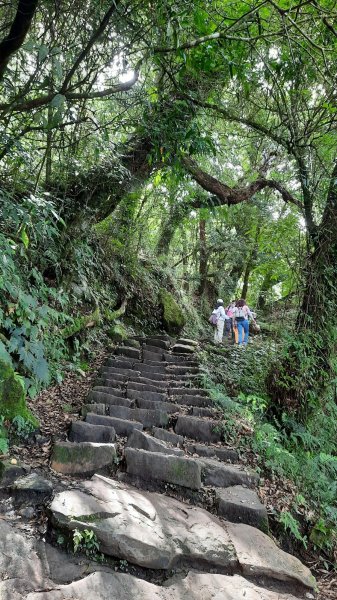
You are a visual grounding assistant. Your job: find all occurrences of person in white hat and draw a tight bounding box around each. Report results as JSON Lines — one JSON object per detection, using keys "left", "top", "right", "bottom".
{"left": 210, "top": 299, "right": 230, "bottom": 344}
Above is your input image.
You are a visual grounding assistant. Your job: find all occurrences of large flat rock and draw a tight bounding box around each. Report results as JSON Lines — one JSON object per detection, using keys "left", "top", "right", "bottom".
{"left": 51, "top": 442, "right": 116, "bottom": 474}
{"left": 50, "top": 476, "right": 315, "bottom": 590}
{"left": 50, "top": 474, "right": 235, "bottom": 570}
{"left": 25, "top": 570, "right": 303, "bottom": 600}
{"left": 88, "top": 391, "right": 133, "bottom": 407}
{"left": 126, "top": 388, "right": 167, "bottom": 403}
{"left": 125, "top": 447, "right": 202, "bottom": 489}
{"left": 107, "top": 405, "right": 168, "bottom": 427}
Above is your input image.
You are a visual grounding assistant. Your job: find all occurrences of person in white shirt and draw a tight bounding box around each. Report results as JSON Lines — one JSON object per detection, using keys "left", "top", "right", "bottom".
{"left": 211, "top": 299, "right": 230, "bottom": 344}
{"left": 232, "top": 299, "right": 255, "bottom": 345}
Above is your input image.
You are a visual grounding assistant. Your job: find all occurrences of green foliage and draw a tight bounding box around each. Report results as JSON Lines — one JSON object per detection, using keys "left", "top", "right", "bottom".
{"left": 159, "top": 288, "right": 186, "bottom": 334}
{"left": 278, "top": 511, "right": 308, "bottom": 549}
{"left": 11, "top": 415, "right": 36, "bottom": 439}
{"left": 73, "top": 528, "right": 100, "bottom": 558}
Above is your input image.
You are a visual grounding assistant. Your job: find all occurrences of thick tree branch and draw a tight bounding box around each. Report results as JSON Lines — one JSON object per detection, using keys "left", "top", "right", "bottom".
{"left": 182, "top": 156, "right": 303, "bottom": 210}
{"left": 0, "top": 0, "right": 38, "bottom": 79}
{"left": 0, "top": 74, "right": 139, "bottom": 112}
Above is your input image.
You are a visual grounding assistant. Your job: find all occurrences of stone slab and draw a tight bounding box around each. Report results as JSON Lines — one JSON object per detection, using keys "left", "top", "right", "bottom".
{"left": 125, "top": 448, "right": 201, "bottom": 489}
{"left": 135, "top": 397, "right": 178, "bottom": 414}
{"left": 174, "top": 395, "right": 213, "bottom": 408}
{"left": 145, "top": 337, "right": 170, "bottom": 349}
{"left": 166, "top": 366, "right": 200, "bottom": 375}
{"left": 152, "top": 427, "right": 184, "bottom": 446}
{"left": 186, "top": 443, "right": 239, "bottom": 463}
{"left": 127, "top": 381, "right": 167, "bottom": 394}
{"left": 176, "top": 338, "right": 199, "bottom": 347}
{"left": 106, "top": 358, "right": 134, "bottom": 369}
{"left": 172, "top": 343, "right": 195, "bottom": 354}
{"left": 69, "top": 421, "right": 116, "bottom": 443}
{"left": 137, "top": 364, "right": 167, "bottom": 375}
{"left": 95, "top": 375, "right": 126, "bottom": 386}
{"left": 10, "top": 472, "right": 53, "bottom": 503}
{"left": 88, "top": 391, "right": 133, "bottom": 407}
{"left": 101, "top": 366, "right": 140, "bottom": 378}
{"left": 170, "top": 387, "right": 208, "bottom": 396}
{"left": 108, "top": 405, "right": 169, "bottom": 427}
{"left": 81, "top": 403, "right": 106, "bottom": 417}
{"left": 216, "top": 485, "right": 268, "bottom": 530}
{"left": 126, "top": 388, "right": 167, "bottom": 403}
{"left": 127, "top": 429, "right": 184, "bottom": 456}
{"left": 51, "top": 442, "right": 116, "bottom": 474}
{"left": 25, "top": 570, "right": 305, "bottom": 600}
{"left": 143, "top": 345, "right": 165, "bottom": 355}
{"left": 86, "top": 413, "right": 143, "bottom": 436}
{"left": 192, "top": 407, "right": 218, "bottom": 417}
{"left": 143, "top": 350, "right": 164, "bottom": 362}
{"left": 199, "top": 458, "right": 258, "bottom": 488}
{"left": 50, "top": 474, "right": 234, "bottom": 569}
{"left": 175, "top": 415, "right": 222, "bottom": 443}
{"left": 128, "top": 376, "right": 168, "bottom": 390}
{"left": 115, "top": 346, "right": 140, "bottom": 359}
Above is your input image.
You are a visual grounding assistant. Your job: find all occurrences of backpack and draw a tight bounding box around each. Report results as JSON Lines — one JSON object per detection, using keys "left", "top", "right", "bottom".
{"left": 235, "top": 307, "right": 246, "bottom": 319}
{"left": 209, "top": 312, "right": 219, "bottom": 326}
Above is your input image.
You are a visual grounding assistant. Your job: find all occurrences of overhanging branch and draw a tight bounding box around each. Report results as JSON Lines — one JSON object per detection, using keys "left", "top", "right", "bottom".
{"left": 182, "top": 156, "right": 303, "bottom": 210}
{"left": 0, "top": 0, "right": 39, "bottom": 80}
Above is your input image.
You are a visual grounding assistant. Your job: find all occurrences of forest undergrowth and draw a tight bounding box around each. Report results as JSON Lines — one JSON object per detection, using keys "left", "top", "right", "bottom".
{"left": 197, "top": 338, "right": 337, "bottom": 575}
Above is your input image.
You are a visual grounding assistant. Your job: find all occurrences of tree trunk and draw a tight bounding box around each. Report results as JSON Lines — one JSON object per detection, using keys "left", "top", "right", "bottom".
{"left": 198, "top": 218, "right": 207, "bottom": 296}
{"left": 267, "top": 162, "right": 337, "bottom": 421}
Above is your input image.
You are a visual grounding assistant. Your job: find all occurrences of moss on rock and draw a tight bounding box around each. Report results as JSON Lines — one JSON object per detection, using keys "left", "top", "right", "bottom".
{"left": 107, "top": 322, "right": 128, "bottom": 341}
{"left": 159, "top": 289, "right": 186, "bottom": 334}
{"left": 0, "top": 361, "right": 38, "bottom": 426}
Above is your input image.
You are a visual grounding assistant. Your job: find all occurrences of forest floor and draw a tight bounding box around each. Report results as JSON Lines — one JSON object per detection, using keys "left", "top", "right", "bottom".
{"left": 2, "top": 342, "right": 336, "bottom": 600}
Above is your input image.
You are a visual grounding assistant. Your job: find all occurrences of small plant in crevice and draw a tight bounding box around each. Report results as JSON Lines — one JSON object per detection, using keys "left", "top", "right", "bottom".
{"left": 11, "top": 415, "right": 36, "bottom": 439}
{"left": 72, "top": 528, "right": 100, "bottom": 558}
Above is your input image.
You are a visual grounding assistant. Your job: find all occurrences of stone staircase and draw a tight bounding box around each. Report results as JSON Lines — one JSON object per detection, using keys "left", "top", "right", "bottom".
{"left": 47, "top": 335, "right": 316, "bottom": 600}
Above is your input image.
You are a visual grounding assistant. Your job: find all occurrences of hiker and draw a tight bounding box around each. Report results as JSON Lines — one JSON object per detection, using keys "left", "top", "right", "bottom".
{"left": 232, "top": 299, "right": 255, "bottom": 346}
{"left": 225, "top": 300, "right": 236, "bottom": 341}
{"left": 210, "top": 299, "right": 229, "bottom": 344}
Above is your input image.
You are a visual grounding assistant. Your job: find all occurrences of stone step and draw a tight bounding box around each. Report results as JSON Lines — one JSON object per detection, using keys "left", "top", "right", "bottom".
{"left": 143, "top": 345, "right": 165, "bottom": 355}
{"left": 215, "top": 485, "right": 268, "bottom": 531}
{"left": 107, "top": 405, "right": 169, "bottom": 428}
{"left": 172, "top": 343, "right": 195, "bottom": 354}
{"left": 69, "top": 420, "right": 116, "bottom": 443}
{"left": 152, "top": 427, "right": 184, "bottom": 446}
{"left": 191, "top": 407, "right": 219, "bottom": 418}
{"left": 88, "top": 391, "right": 133, "bottom": 407}
{"left": 186, "top": 443, "right": 239, "bottom": 463}
{"left": 96, "top": 374, "right": 126, "bottom": 385}
{"left": 175, "top": 415, "right": 222, "bottom": 443}
{"left": 137, "top": 364, "right": 167, "bottom": 375}
{"left": 27, "top": 570, "right": 312, "bottom": 600}
{"left": 127, "top": 380, "right": 167, "bottom": 395}
{"left": 126, "top": 388, "right": 167, "bottom": 404}
{"left": 133, "top": 370, "right": 170, "bottom": 381}
{"left": 169, "top": 387, "right": 209, "bottom": 396}
{"left": 86, "top": 413, "right": 143, "bottom": 436}
{"left": 146, "top": 333, "right": 171, "bottom": 341}
{"left": 50, "top": 474, "right": 315, "bottom": 591}
{"left": 175, "top": 395, "right": 214, "bottom": 408}
{"left": 166, "top": 366, "right": 200, "bottom": 375}
{"left": 127, "top": 376, "right": 168, "bottom": 390}
{"left": 81, "top": 403, "right": 106, "bottom": 416}
{"left": 143, "top": 350, "right": 164, "bottom": 362}
{"left": 145, "top": 337, "right": 170, "bottom": 349}
{"left": 101, "top": 366, "right": 140, "bottom": 378}
{"left": 127, "top": 429, "right": 184, "bottom": 456}
{"left": 105, "top": 358, "right": 135, "bottom": 369}
{"left": 125, "top": 448, "right": 202, "bottom": 489}
{"left": 135, "top": 397, "right": 178, "bottom": 414}
{"left": 51, "top": 441, "right": 116, "bottom": 474}
{"left": 115, "top": 346, "right": 141, "bottom": 360}
{"left": 91, "top": 386, "right": 126, "bottom": 398}
{"left": 164, "top": 353, "right": 197, "bottom": 363}
{"left": 198, "top": 457, "right": 258, "bottom": 489}
{"left": 176, "top": 338, "right": 199, "bottom": 347}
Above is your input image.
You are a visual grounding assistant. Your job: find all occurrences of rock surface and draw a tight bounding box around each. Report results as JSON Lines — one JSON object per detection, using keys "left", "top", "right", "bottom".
{"left": 125, "top": 447, "right": 202, "bottom": 489}
{"left": 25, "top": 570, "right": 303, "bottom": 600}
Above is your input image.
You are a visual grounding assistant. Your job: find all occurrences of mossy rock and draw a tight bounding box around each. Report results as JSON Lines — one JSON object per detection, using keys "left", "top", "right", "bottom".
{"left": 0, "top": 361, "right": 38, "bottom": 427}
{"left": 159, "top": 289, "right": 186, "bottom": 334}
{"left": 107, "top": 322, "right": 128, "bottom": 342}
